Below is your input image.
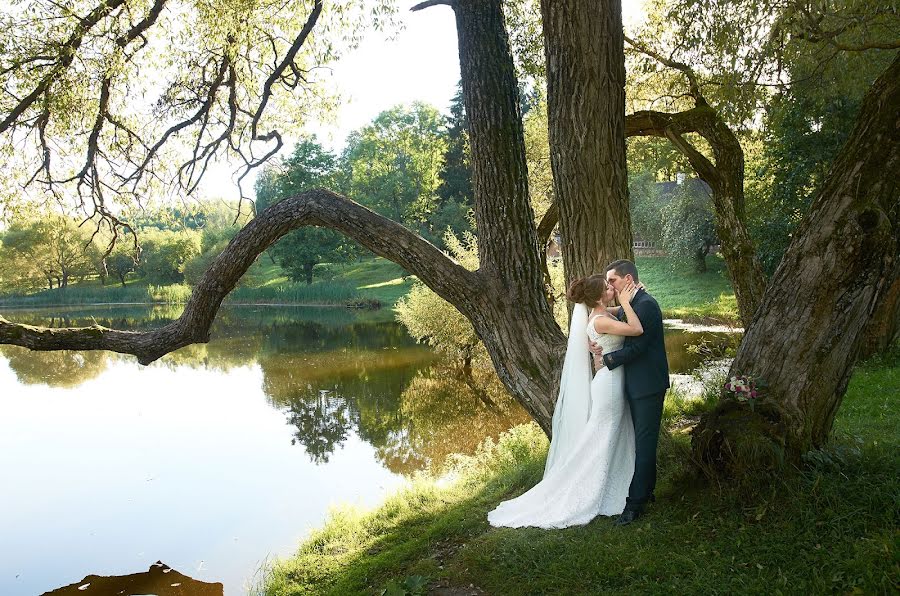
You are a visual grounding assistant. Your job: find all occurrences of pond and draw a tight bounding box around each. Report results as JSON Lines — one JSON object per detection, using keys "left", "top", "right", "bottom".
{"left": 0, "top": 305, "right": 737, "bottom": 595}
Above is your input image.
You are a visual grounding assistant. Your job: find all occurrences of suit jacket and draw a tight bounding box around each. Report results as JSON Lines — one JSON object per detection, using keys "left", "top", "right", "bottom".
{"left": 602, "top": 289, "right": 670, "bottom": 399}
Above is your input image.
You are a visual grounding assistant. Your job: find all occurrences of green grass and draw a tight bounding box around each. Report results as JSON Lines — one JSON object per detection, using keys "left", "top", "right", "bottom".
{"left": 0, "top": 283, "right": 193, "bottom": 306}
{"left": 636, "top": 255, "right": 739, "bottom": 324}
{"left": 257, "top": 345, "right": 899, "bottom": 596}
{"left": 227, "top": 282, "right": 361, "bottom": 305}
{"left": 0, "top": 255, "right": 734, "bottom": 318}
{"left": 334, "top": 258, "right": 417, "bottom": 307}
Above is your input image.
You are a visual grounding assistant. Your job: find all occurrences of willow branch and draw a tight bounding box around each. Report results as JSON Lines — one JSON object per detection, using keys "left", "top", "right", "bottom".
{"left": 624, "top": 35, "right": 706, "bottom": 104}
{"left": 0, "top": 0, "right": 127, "bottom": 134}
{"left": 250, "top": 0, "right": 322, "bottom": 138}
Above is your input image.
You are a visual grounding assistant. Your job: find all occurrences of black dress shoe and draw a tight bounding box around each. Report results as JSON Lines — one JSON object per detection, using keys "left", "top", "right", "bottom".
{"left": 648, "top": 494, "right": 656, "bottom": 504}
{"left": 614, "top": 509, "right": 641, "bottom": 526}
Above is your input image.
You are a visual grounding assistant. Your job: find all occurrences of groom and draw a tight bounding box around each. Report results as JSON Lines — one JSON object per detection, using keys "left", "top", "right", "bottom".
{"left": 591, "top": 259, "right": 670, "bottom": 526}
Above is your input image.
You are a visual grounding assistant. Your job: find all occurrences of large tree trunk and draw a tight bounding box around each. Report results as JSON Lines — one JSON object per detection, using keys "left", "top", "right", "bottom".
{"left": 451, "top": 0, "right": 565, "bottom": 432}
{"left": 692, "top": 55, "right": 900, "bottom": 474}
{"left": 540, "top": 0, "right": 633, "bottom": 283}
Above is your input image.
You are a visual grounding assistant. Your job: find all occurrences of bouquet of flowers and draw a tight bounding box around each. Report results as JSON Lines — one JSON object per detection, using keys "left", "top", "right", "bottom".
{"left": 724, "top": 375, "right": 760, "bottom": 411}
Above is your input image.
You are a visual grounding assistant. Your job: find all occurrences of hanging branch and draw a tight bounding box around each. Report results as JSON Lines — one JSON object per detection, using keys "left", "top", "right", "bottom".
{"left": 0, "top": 0, "right": 328, "bottom": 229}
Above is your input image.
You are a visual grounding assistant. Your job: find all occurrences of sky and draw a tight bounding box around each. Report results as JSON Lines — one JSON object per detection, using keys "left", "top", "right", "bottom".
{"left": 197, "top": 1, "right": 647, "bottom": 201}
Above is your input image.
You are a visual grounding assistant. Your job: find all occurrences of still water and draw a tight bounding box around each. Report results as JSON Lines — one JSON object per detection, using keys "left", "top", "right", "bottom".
{"left": 0, "top": 305, "right": 734, "bottom": 595}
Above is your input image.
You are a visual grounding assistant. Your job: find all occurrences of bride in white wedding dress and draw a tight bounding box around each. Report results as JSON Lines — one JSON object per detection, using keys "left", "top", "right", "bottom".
{"left": 488, "top": 275, "right": 644, "bottom": 529}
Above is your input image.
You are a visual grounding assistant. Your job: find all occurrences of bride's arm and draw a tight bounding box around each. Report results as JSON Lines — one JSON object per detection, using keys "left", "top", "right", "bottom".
{"left": 593, "top": 285, "right": 643, "bottom": 336}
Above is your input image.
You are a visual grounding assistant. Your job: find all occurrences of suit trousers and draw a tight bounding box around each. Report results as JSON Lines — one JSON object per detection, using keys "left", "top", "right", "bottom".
{"left": 625, "top": 390, "right": 666, "bottom": 511}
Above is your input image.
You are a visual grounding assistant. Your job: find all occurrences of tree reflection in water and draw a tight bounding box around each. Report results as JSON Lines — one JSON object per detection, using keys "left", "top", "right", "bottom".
{"left": 0, "top": 345, "right": 109, "bottom": 387}
{"left": 378, "top": 365, "right": 532, "bottom": 475}
{"left": 286, "top": 391, "right": 351, "bottom": 463}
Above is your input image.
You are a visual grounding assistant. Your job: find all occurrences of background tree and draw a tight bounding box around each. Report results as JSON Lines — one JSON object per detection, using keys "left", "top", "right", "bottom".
{"left": 342, "top": 102, "right": 448, "bottom": 238}
{"left": 747, "top": 40, "right": 895, "bottom": 274}
{"left": 433, "top": 84, "right": 475, "bottom": 241}
{"left": 105, "top": 249, "right": 137, "bottom": 287}
{"left": 0, "top": 215, "right": 100, "bottom": 289}
{"left": 0, "top": 229, "right": 49, "bottom": 293}
{"left": 135, "top": 228, "right": 201, "bottom": 284}
{"left": 255, "top": 138, "right": 356, "bottom": 284}
{"left": 659, "top": 180, "right": 717, "bottom": 273}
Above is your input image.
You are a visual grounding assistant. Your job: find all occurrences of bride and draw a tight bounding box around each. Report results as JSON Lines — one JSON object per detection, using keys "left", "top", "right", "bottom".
{"left": 488, "top": 274, "right": 644, "bottom": 528}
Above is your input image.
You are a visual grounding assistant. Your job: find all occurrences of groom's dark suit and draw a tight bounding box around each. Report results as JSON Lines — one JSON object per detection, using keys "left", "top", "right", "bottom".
{"left": 602, "top": 289, "right": 669, "bottom": 512}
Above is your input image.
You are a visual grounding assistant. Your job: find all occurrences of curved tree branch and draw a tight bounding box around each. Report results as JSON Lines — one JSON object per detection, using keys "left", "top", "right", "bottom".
{"left": 0, "top": 190, "right": 481, "bottom": 364}
{"left": 624, "top": 34, "right": 707, "bottom": 105}
{"left": 663, "top": 129, "right": 720, "bottom": 186}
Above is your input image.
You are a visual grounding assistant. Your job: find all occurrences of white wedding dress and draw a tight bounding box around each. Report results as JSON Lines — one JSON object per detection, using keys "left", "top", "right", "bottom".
{"left": 488, "top": 305, "right": 635, "bottom": 529}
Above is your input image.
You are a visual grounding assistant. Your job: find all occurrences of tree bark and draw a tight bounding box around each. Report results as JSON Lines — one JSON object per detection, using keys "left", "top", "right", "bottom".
{"left": 540, "top": 0, "right": 633, "bottom": 283}
{"left": 692, "top": 54, "right": 900, "bottom": 473}
{"left": 450, "top": 0, "right": 566, "bottom": 432}
{"left": 858, "top": 270, "right": 900, "bottom": 358}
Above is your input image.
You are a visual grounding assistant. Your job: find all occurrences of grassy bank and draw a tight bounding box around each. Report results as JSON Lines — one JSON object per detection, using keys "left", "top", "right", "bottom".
{"left": 258, "top": 345, "right": 898, "bottom": 595}
{"left": 0, "top": 256, "right": 735, "bottom": 320}
{"left": 0, "top": 257, "right": 413, "bottom": 309}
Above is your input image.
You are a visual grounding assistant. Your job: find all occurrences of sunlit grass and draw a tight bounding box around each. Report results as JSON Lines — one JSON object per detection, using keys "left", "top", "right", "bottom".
{"left": 636, "top": 255, "right": 738, "bottom": 323}
{"left": 227, "top": 282, "right": 360, "bottom": 305}
{"left": 1, "top": 255, "right": 735, "bottom": 313}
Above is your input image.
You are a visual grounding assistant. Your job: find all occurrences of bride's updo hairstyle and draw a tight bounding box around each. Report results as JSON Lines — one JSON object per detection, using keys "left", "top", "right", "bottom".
{"left": 566, "top": 274, "right": 607, "bottom": 308}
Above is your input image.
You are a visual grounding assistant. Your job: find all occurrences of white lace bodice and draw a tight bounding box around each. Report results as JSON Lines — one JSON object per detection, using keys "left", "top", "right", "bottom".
{"left": 587, "top": 313, "right": 625, "bottom": 354}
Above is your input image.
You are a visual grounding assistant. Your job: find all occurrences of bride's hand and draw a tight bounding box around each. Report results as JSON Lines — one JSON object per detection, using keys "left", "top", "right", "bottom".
{"left": 620, "top": 282, "right": 639, "bottom": 304}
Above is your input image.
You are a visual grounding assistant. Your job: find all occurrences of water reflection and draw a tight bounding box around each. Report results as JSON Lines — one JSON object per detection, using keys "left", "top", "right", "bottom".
{"left": 665, "top": 328, "right": 739, "bottom": 373}
{"left": 0, "top": 306, "right": 530, "bottom": 476}
{"left": 0, "top": 349, "right": 109, "bottom": 388}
